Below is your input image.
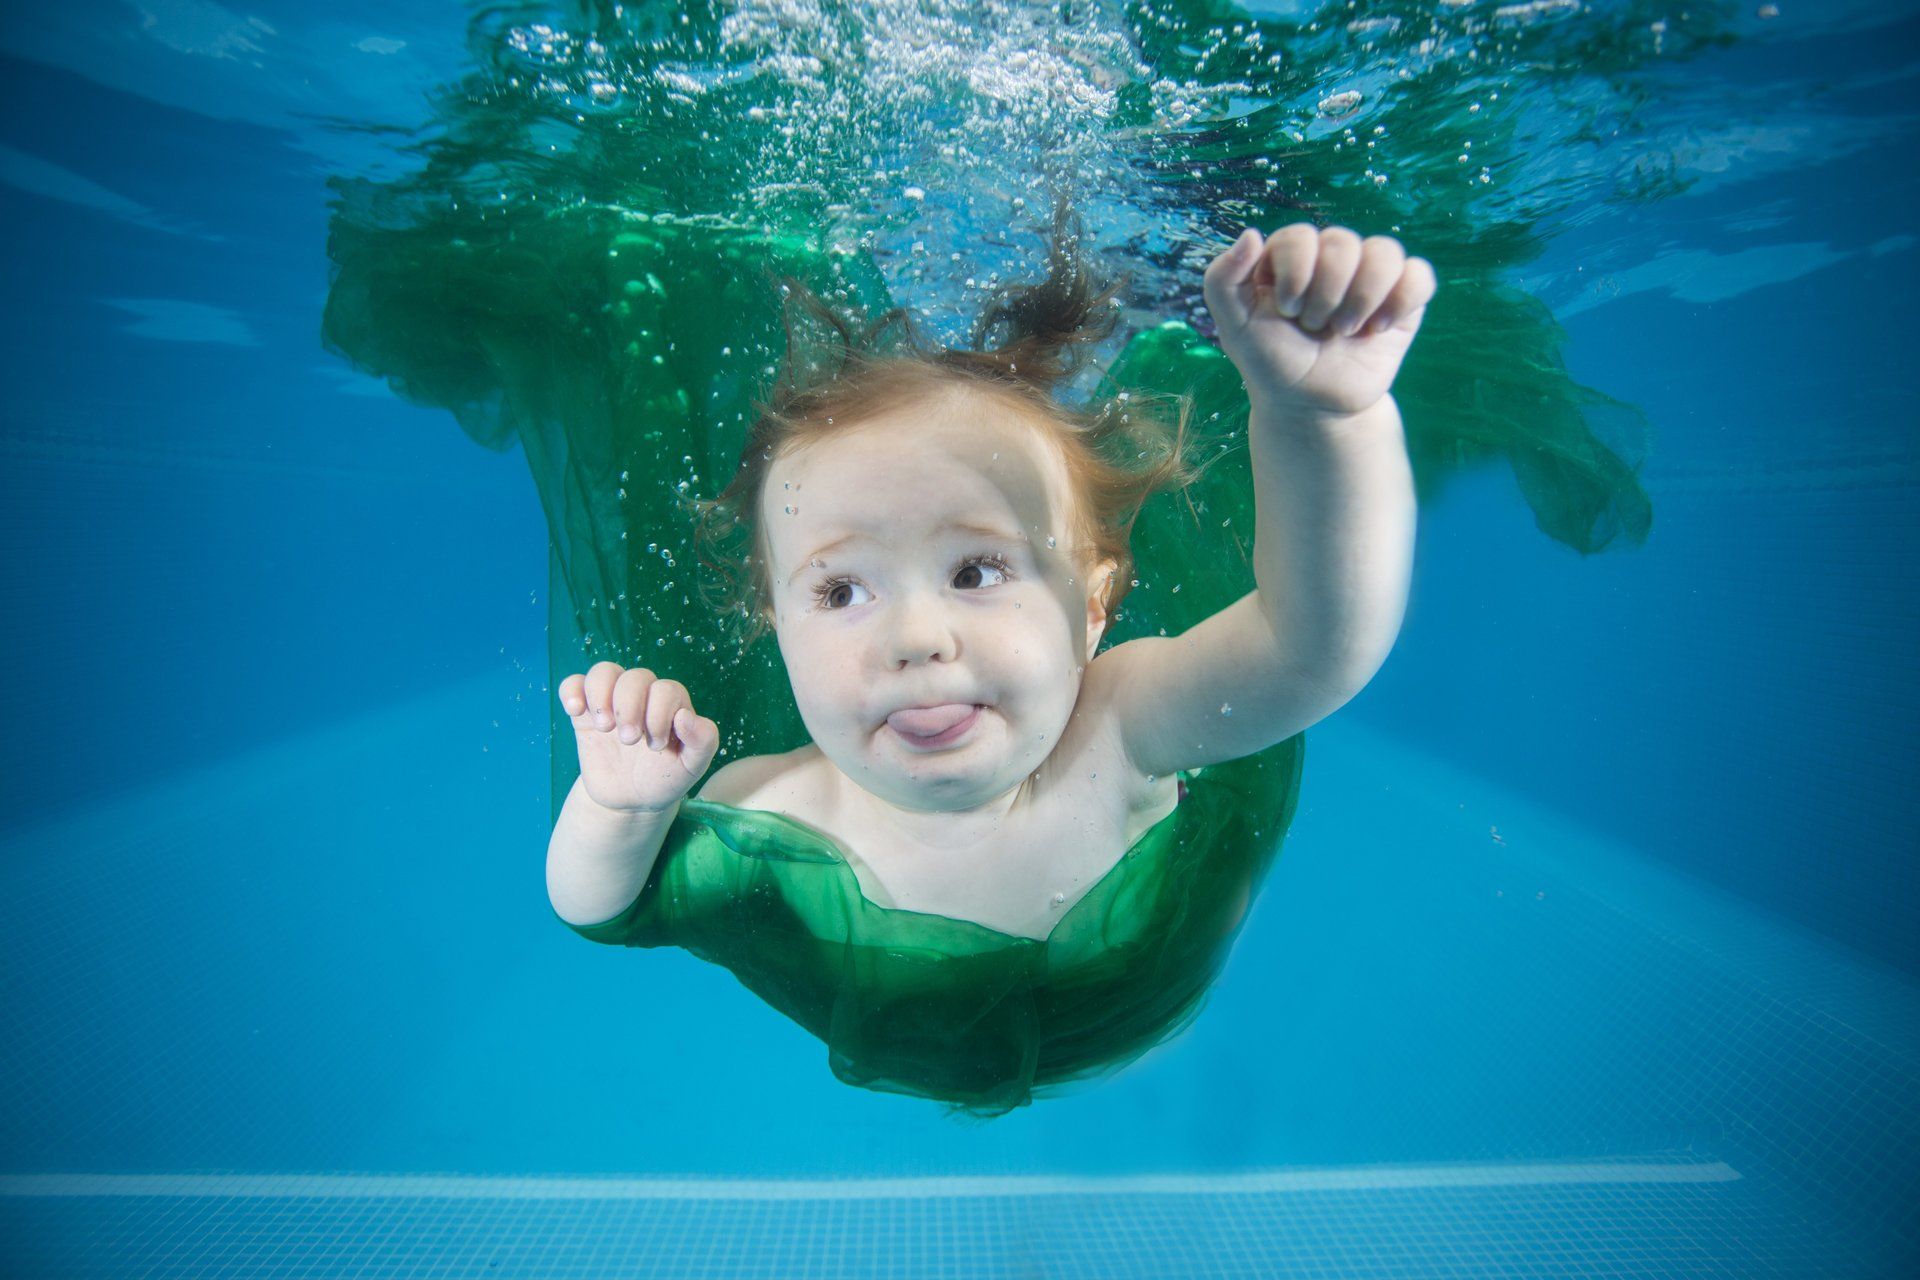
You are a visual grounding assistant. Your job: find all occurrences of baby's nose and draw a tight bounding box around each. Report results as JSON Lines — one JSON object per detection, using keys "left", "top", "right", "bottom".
{"left": 885, "top": 604, "right": 961, "bottom": 666}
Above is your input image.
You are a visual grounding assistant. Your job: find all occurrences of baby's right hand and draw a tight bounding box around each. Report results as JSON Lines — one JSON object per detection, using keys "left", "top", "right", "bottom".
{"left": 557, "top": 662, "right": 722, "bottom": 814}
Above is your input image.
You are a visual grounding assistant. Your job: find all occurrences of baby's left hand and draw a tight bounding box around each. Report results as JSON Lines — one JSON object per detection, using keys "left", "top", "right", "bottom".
{"left": 1203, "top": 223, "right": 1437, "bottom": 419}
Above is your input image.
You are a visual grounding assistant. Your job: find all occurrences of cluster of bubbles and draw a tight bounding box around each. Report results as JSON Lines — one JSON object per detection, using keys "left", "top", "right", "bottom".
{"left": 415, "top": 0, "right": 1744, "bottom": 363}
{"left": 481, "top": 0, "right": 1269, "bottom": 349}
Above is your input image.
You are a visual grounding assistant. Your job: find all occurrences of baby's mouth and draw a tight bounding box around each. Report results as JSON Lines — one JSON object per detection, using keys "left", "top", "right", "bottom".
{"left": 885, "top": 703, "right": 978, "bottom": 737}
{"left": 884, "top": 703, "right": 986, "bottom": 750}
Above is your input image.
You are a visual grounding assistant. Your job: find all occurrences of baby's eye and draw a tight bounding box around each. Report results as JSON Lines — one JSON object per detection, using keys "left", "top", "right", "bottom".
{"left": 954, "top": 554, "right": 1012, "bottom": 590}
{"left": 810, "top": 553, "right": 1013, "bottom": 611}
{"left": 812, "top": 577, "right": 872, "bottom": 610}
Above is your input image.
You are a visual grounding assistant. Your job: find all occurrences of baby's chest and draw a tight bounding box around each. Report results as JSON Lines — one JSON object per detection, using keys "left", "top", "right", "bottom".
{"left": 832, "top": 778, "right": 1180, "bottom": 941}
{"left": 739, "top": 735, "right": 1180, "bottom": 941}
{"left": 848, "top": 814, "right": 1125, "bottom": 939}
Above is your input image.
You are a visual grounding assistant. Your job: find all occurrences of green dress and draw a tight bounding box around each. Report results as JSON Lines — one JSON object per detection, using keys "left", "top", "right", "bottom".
{"left": 559, "top": 751, "right": 1299, "bottom": 1120}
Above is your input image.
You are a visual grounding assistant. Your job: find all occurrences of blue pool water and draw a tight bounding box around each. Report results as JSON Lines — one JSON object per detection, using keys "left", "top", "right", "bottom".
{"left": 2, "top": 2, "right": 1917, "bottom": 1276}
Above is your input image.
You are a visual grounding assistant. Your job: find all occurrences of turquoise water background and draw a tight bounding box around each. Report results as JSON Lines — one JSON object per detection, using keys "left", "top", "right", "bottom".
{"left": 0, "top": 2, "right": 1915, "bottom": 1276}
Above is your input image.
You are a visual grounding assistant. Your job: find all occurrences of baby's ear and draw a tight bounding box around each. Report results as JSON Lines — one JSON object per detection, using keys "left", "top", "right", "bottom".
{"left": 1083, "top": 557, "right": 1119, "bottom": 660}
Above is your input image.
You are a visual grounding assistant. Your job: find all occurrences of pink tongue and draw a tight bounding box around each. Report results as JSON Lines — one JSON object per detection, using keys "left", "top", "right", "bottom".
{"left": 888, "top": 704, "right": 974, "bottom": 737}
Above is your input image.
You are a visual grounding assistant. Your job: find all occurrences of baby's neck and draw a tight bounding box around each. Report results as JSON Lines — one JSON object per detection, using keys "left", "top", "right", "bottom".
{"left": 822, "top": 756, "right": 1032, "bottom": 855}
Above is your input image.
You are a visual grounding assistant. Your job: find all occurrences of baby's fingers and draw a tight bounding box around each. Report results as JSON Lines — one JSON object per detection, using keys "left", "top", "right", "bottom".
{"left": 669, "top": 708, "right": 721, "bottom": 778}
{"left": 607, "top": 666, "right": 658, "bottom": 741}
{"left": 1328, "top": 237, "right": 1406, "bottom": 338}
{"left": 1362, "top": 257, "right": 1438, "bottom": 337}
{"left": 560, "top": 663, "right": 625, "bottom": 728}
{"left": 640, "top": 678, "right": 693, "bottom": 751}
{"left": 557, "top": 672, "right": 587, "bottom": 717}
{"left": 1293, "top": 227, "right": 1363, "bottom": 332}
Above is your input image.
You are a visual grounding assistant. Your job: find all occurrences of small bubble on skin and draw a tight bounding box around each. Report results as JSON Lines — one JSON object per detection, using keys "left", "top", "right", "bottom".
{"left": 785, "top": 505, "right": 797, "bottom": 515}
{"left": 1050, "top": 892, "right": 1066, "bottom": 907}
{"left": 1220, "top": 703, "right": 1233, "bottom": 717}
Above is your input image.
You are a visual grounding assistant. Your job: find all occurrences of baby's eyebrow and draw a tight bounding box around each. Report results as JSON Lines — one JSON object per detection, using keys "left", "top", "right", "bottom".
{"left": 789, "top": 520, "right": 1027, "bottom": 584}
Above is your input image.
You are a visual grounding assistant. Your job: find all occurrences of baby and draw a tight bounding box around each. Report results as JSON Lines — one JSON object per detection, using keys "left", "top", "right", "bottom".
{"left": 548, "top": 222, "right": 1430, "bottom": 943}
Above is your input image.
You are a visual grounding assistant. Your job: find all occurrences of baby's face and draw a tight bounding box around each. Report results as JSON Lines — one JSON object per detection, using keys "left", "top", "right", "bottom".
{"left": 760, "top": 393, "right": 1115, "bottom": 813}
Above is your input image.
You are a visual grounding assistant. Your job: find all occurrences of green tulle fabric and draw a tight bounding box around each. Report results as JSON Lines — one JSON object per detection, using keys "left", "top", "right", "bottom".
{"left": 558, "top": 754, "right": 1298, "bottom": 1119}
{"left": 317, "top": 0, "right": 1723, "bottom": 1116}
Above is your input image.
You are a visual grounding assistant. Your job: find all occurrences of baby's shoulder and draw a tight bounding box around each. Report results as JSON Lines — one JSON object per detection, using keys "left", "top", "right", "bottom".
{"left": 691, "top": 745, "right": 818, "bottom": 810}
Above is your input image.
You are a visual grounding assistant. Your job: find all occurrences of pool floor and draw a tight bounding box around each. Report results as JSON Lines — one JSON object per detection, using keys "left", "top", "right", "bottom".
{"left": 0, "top": 1154, "right": 1872, "bottom": 1279}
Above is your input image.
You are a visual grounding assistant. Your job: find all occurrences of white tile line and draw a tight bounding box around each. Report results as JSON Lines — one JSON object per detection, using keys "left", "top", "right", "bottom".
{"left": 0, "top": 1161, "right": 1739, "bottom": 1201}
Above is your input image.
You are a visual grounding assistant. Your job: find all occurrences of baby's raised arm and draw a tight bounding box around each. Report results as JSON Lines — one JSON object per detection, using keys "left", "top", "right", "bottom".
{"left": 546, "top": 662, "right": 720, "bottom": 928}
{"left": 1077, "top": 225, "right": 1430, "bottom": 782}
